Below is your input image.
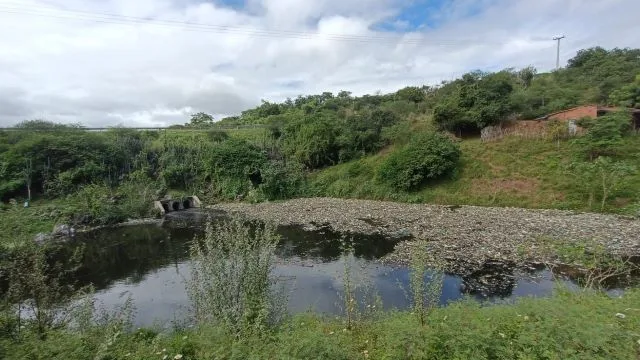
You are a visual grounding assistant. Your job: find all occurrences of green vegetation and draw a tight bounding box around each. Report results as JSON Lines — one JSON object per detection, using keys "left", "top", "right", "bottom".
{"left": 2, "top": 218, "right": 639, "bottom": 359}
{"left": 377, "top": 132, "right": 460, "bottom": 191}
{"left": 310, "top": 133, "right": 640, "bottom": 212}
{"left": 187, "top": 218, "right": 286, "bottom": 334}
{"left": 2, "top": 46, "right": 640, "bottom": 245}
{"left": 2, "top": 289, "right": 639, "bottom": 359}
{"left": 433, "top": 71, "right": 517, "bottom": 133}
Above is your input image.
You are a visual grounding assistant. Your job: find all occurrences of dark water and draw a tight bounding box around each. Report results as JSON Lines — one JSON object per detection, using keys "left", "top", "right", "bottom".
{"left": 63, "top": 210, "right": 583, "bottom": 327}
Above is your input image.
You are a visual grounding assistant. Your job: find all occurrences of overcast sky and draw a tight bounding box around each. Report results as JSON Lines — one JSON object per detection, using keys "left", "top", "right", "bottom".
{"left": 0, "top": 0, "right": 638, "bottom": 127}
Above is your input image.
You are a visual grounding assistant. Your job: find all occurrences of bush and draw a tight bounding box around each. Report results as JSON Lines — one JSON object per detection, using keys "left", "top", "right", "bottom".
{"left": 282, "top": 115, "right": 339, "bottom": 169}
{"left": 259, "top": 161, "right": 306, "bottom": 200}
{"left": 575, "top": 111, "right": 631, "bottom": 159}
{"left": 377, "top": 132, "right": 460, "bottom": 191}
{"left": 187, "top": 218, "right": 286, "bottom": 334}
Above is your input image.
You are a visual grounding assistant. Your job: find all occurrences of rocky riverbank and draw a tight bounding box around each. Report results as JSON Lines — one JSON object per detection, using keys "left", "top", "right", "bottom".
{"left": 210, "top": 198, "right": 640, "bottom": 274}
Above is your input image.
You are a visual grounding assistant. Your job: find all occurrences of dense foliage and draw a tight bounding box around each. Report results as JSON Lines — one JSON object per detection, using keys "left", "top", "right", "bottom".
{"left": 2, "top": 46, "right": 640, "bottom": 227}
{"left": 377, "top": 133, "right": 460, "bottom": 191}
{"left": 575, "top": 111, "right": 632, "bottom": 159}
{"left": 433, "top": 71, "right": 517, "bottom": 133}
{"left": 1, "top": 287, "right": 639, "bottom": 359}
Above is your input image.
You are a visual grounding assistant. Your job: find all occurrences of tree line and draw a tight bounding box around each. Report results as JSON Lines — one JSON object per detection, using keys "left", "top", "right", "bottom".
{"left": 1, "top": 46, "right": 639, "bottom": 220}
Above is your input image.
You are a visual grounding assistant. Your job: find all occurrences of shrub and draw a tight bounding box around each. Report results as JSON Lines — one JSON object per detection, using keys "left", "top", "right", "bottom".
{"left": 575, "top": 111, "right": 631, "bottom": 159}
{"left": 206, "top": 130, "right": 229, "bottom": 142}
{"left": 259, "top": 161, "right": 306, "bottom": 200}
{"left": 187, "top": 218, "right": 286, "bottom": 334}
{"left": 282, "top": 116, "right": 339, "bottom": 169}
{"left": 377, "top": 132, "right": 460, "bottom": 191}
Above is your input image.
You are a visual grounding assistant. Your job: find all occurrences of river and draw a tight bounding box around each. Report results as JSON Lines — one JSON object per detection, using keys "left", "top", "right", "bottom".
{"left": 62, "top": 209, "right": 586, "bottom": 327}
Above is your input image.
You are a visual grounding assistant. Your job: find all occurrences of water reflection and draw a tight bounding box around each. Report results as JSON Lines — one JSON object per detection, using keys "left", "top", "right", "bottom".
{"left": 58, "top": 210, "right": 577, "bottom": 327}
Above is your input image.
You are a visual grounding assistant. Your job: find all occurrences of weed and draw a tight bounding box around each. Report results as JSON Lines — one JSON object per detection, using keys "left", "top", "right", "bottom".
{"left": 186, "top": 217, "right": 287, "bottom": 335}
{"left": 407, "top": 241, "right": 445, "bottom": 326}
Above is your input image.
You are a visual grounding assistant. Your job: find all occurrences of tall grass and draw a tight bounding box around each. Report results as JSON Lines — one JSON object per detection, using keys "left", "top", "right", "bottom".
{"left": 408, "top": 241, "right": 445, "bottom": 326}
{"left": 186, "top": 217, "right": 287, "bottom": 335}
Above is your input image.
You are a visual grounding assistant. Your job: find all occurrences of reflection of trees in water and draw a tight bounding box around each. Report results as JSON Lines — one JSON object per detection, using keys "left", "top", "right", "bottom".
{"left": 275, "top": 225, "right": 398, "bottom": 262}
{"left": 61, "top": 225, "right": 194, "bottom": 290}
{"left": 47, "top": 221, "right": 400, "bottom": 295}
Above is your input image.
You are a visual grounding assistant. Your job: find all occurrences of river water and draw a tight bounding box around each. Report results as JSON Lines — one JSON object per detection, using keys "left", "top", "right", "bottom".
{"left": 65, "top": 209, "right": 582, "bottom": 327}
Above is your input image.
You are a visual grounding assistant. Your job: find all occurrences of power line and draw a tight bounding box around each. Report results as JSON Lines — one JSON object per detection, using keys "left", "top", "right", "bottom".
{"left": 0, "top": 4, "right": 402, "bottom": 42}
{"left": 0, "top": 4, "right": 515, "bottom": 46}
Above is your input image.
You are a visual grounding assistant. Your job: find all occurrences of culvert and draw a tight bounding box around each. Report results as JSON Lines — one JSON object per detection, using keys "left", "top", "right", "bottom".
{"left": 154, "top": 196, "right": 201, "bottom": 215}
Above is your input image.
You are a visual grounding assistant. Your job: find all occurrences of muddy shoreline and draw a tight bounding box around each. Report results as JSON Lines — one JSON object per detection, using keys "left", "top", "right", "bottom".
{"left": 210, "top": 198, "right": 640, "bottom": 275}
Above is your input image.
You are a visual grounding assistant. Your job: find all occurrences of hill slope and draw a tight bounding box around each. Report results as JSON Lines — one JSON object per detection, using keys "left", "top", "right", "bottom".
{"left": 309, "top": 135, "right": 640, "bottom": 214}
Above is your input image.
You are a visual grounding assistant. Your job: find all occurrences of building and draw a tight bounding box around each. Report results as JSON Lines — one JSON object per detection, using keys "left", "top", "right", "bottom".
{"left": 539, "top": 104, "right": 640, "bottom": 129}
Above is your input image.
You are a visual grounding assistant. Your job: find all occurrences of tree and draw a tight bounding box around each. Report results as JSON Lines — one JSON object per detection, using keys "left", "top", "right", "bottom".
{"left": 256, "top": 100, "right": 281, "bottom": 117}
{"left": 23, "top": 158, "right": 32, "bottom": 201}
{"left": 14, "top": 120, "right": 83, "bottom": 130}
{"left": 337, "top": 90, "right": 352, "bottom": 99}
{"left": 282, "top": 115, "right": 339, "bottom": 169}
{"left": 517, "top": 66, "right": 536, "bottom": 89}
{"left": 188, "top": 112, "right": 214, "bottom": 127}
{"left": 396, "top": 86, "right": 425, "bottom": 103}
{"left": 567, "top": 47, "right": 609, "bottom": 68}
{"left": 609, "top": 74, "right": 640, "bottom": 108}
{"left": 433, "top": 71, "right": 517, "bottom": 133}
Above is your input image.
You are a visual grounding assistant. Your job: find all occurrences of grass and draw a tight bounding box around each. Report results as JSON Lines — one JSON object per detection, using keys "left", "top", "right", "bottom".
{"left": 309, "top": 135, "right": 640, "bottom": 214}
{"left": 0, "top": 181, "right": 159, "bottom": 248}
{"left": 0, "top": 198, "right": 71, "bottom": 248}
{"left": 2, "top": 288, "right": 639, "bottom": 359}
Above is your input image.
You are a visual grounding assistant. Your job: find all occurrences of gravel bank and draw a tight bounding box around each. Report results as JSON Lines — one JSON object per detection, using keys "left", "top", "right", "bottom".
{"left": 209, "top": 198, "right": 640, "bottom": 273}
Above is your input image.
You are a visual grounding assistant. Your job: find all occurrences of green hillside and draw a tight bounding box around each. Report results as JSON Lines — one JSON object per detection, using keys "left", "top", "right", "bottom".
{"left": 2, "top": 46, "right": 640, "bottom": 245}
{"left": 309, "top": 135, "right": 640, "bottom": 214}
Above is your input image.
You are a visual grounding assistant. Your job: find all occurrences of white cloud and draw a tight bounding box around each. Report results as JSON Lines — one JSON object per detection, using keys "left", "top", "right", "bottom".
{"left": 0, "top": 0, "right": 638, "bottom": 126}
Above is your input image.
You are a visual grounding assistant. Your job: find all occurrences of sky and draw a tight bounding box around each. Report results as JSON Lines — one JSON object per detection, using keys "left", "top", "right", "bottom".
{"left": 0, "top": 0, "right": 639, "bottom": 127}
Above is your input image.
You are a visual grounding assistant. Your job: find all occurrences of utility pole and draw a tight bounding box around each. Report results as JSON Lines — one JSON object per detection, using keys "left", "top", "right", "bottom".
{"left": 553, "top": 35, "right": 565, "bottom": 71}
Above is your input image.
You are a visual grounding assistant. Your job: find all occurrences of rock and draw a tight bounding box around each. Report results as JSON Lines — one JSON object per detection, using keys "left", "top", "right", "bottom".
{"left": 207, "top": 197, "right": 640, "bottom": 273}
{"left": 389, "top": 228, "right": 412, "bottom": 239}
{"left": 52, "top": 224, "right": 75, "bottom": 238}
{"left": 34, "top": 233, "right": 50, "bottom": 244}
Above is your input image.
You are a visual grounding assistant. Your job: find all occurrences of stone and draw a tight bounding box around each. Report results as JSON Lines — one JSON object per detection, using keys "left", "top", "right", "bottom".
{"left": 34, "top": 233, "right": 50, "bottom": 244}
{"left": 481, "top": 125, "right": 504, "bottom": 142}
{"left": 568, "top": 120, "right": 578, "bottom": 136}
{"left": 52, "top": 224, "right": 75, "bottom": 238}
{"left": 207, "top": 197, "right": 640, "bottom": 275}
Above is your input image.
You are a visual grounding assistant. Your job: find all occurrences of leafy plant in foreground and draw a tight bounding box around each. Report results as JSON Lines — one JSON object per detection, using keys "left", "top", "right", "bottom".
{"left": 574, "top": 111, "right": 631, "bottom": 160}
{"left": 187, "top": 217, "right": 287, "bottom": 335}
{"left": 3, "top": 242, "right": 84, "bottom": 340}
{"left": 408, "top": 241, "right": 445, "bottom": 326}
